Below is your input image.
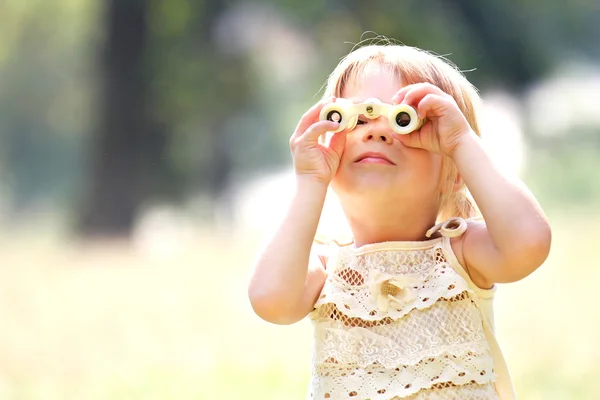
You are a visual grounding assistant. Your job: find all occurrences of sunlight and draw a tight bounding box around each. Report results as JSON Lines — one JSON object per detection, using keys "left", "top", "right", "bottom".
{"left": 526, "top": 62, "right": 600, "bottom": 136}
{"left": 479, "top": 91, "right": 526, "bottom": 177}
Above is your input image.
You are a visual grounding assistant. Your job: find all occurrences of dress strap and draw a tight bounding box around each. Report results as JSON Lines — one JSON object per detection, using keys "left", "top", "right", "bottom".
{"left": 425, "top": 217, "right": 468, "bottom": 238}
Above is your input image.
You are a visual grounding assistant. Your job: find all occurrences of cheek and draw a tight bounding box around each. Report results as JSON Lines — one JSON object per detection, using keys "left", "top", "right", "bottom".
{"left": 408, "top": 149, "right": 441, "bottom": 172}
{"left": 336, "top": 134, "right": 361, "bottom": 168}
{"left": 408, "top": 151, "right": 444, "bottom": 191}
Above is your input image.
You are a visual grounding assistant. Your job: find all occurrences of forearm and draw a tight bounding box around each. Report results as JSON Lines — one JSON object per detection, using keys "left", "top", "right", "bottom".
{"left": 452, "top": 132, "right": 551, "bottom": 256}
{"left": 248, "top": 177, "right": 327, "bottom": 318}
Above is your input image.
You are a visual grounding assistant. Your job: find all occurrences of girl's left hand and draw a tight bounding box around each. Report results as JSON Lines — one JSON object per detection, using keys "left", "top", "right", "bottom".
{"left": 391, "top": 83, "right": 474, "bottom": 158}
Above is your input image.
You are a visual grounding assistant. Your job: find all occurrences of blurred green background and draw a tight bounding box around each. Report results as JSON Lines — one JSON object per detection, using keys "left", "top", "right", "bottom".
{"left": 1, "top": 1, "right": 599, "bottom": 399}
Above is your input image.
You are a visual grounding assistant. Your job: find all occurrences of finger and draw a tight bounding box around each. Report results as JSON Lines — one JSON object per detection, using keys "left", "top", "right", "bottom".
{"left": 328, "top": 129, "right": 347, "bottom": 156}
{"left": 391, "top": 84, "right": 418, "bottom": 105}
{"left": 391, "top": 83, "right": 435, "bottom": 104}
{"left": 399, "top": 83, "right": 448, "bottom": 108}
{"left": 298, "top": 120, "right": 341, "bottom": 144}
{"left": 393, "top": 130, "right": 425, "bottom": 150}
{"left": 293, "top": 97, "right": 336, "bottom": 139}
{"left": 417, "top": 93, "right": 450, "bottom": 119}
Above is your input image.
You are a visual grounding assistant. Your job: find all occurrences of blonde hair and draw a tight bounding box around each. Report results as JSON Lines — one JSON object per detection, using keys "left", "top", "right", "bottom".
{"left": 322, "top": 43, "right": 481, "bottom": 222}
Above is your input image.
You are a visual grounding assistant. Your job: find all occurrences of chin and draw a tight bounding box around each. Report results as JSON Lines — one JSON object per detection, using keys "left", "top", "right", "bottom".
{"left": 333, "top": 172, "right": 400, "bottom": 198}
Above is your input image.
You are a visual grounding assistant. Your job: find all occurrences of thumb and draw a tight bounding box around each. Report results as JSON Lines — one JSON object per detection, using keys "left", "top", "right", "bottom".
{"left": 394, "top": 131, "right": 424, "bottom": 150}
{"left": 328, "top": 130, "right": 347, "bottom": 156}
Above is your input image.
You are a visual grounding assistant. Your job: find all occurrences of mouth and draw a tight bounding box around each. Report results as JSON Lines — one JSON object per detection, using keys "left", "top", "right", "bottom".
{"left": 355, "top": 152, "right": 395, "bottom": 165}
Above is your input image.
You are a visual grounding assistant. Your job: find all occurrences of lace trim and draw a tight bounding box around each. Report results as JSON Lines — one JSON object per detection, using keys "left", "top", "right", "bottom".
{"left": 313, "top": 292, "right": 469, "bottom": 329}
{"left": 404, "top": 382, "right": 500, "bottom": 400}
{"left": 312, "top": 245, "right": 472, "bottom": 321}
{"left": 312, "top": 297, "right": 490, "bottom": 368}
{"left": 309, "top": 362, "right": 497, "bottom": 399}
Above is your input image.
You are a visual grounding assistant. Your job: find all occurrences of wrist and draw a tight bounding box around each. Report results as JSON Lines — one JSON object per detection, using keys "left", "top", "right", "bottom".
{"left": 295, "top": 175, "right": 330, "bottom": 196}
{"left": 449, "top": 129, "right": 480, "bottom": 160}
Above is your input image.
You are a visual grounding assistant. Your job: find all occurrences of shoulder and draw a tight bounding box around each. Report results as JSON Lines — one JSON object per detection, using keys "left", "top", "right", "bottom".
{"left": 311, "top": 233, "right": 350, "bottom": 269}
{"left": 451, "top": 213, "right": 550, "bottom": 287}
{"left": 448, "top": 217, "right": 495, "bottom": 290}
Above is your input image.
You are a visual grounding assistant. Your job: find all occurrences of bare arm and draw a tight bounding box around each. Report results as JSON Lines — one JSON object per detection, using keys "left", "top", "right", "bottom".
{"left": 392, "top": 82, "right": 551, "bottom": 287}
{"left": 248, "top": 97, "right": 346, "bottom": 325}
{"left": 453, "top": 132, "right": 551, "bottom": 287}
{"left": 248, "top": 178, "right": 328, "bottom": 325}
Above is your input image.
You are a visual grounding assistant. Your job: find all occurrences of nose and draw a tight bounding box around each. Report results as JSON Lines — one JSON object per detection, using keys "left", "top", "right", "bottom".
{"left": 361, "top": 118, "right": 393, "bottom": 144}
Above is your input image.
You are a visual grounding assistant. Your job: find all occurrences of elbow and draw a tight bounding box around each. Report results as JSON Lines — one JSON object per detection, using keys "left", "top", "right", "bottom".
{"left": 526, "top": 220, "right": 552, "bottom": 269}
{"left": 247, "top": 287, "right": 304, "bottom": 325}
{"left": 500, "top": 224, "right": 552, "bottom": 283}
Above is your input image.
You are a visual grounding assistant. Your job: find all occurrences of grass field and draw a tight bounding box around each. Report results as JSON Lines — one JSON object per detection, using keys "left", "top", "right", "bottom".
{"left": 0, "top": 210, "right": 598, "bottom": 399}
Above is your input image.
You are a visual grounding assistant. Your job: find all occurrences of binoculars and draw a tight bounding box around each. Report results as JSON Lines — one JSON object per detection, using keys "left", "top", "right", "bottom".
{"left": 319, "top": 98, "right": 424, "bottom": 134}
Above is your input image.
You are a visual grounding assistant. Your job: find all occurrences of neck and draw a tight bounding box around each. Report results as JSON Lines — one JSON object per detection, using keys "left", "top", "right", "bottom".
{"left": 341, "top": 196, "right": 439, "bottom": 247}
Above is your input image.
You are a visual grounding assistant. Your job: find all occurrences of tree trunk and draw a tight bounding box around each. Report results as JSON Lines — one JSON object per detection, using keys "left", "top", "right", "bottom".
{"left": 77, "top": 0, "right": 152, "bottom": 237}
{"left": 192, "top": 0, "right": 236, "bottom": 226}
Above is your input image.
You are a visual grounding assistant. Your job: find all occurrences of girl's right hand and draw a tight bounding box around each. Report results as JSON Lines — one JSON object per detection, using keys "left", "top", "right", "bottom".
{"left": 289, "top": 97, "right": 347, "bottom": 185}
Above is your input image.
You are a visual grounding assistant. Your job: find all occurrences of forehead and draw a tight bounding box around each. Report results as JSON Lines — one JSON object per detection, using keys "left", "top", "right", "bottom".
{"left": 341, "top": 62, "right": 404, "bottom": 104}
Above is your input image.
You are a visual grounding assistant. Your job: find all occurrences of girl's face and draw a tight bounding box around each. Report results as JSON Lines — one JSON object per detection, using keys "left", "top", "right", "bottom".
{"left": 332, "top": 63, "right": 443, "bottom": 209}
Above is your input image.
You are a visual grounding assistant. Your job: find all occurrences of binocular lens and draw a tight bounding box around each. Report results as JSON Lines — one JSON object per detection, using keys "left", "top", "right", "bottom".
{"left": 396, "top": 112, "right": 411, "bottom": 127}
{"left": 327, "top": 110, "right": 342, "bottom": 123}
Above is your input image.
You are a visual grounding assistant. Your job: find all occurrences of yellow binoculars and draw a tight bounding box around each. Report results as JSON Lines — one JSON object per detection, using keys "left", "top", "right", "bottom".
{"left": 319, "top": 98, "right": 424, "bottom": 134}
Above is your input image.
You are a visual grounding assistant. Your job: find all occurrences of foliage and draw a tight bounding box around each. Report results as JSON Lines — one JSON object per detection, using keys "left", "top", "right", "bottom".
{"left": 0, "top": 0, "right": 598, "bottom": 231}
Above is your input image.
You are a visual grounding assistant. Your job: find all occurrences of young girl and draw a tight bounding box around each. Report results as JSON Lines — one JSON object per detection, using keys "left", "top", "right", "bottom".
{"left": 248, "top": 44, "right": 551, "bottom": 399}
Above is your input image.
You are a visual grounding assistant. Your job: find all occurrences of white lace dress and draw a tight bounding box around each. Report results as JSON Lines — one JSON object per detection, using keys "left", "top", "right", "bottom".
{"left": 307, "top": 218, "right": 516, "bottom": 400}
